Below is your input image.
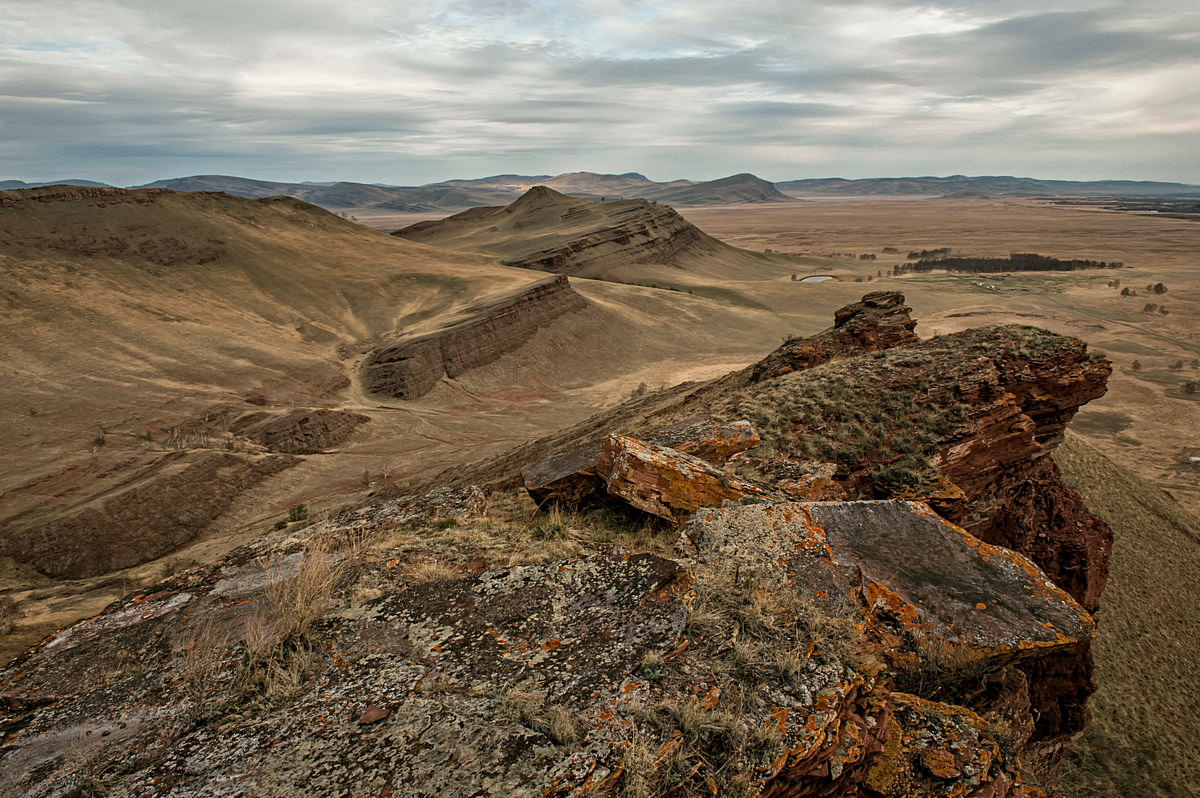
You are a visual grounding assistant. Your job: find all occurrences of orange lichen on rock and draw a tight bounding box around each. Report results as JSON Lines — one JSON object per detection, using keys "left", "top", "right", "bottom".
{"left": 596, "top": 433, "right": 774, "bottom": 524}
{"left": 682, "top": 500, "right": 1094, "bottom": 679}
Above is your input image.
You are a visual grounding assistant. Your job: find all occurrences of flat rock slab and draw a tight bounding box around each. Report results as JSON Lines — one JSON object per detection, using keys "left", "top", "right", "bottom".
{"left": 681, "top": 500, "right": 1094, "bottom": 674}
{"left": 0, "top": 552, "right": 690, "bottom": 797}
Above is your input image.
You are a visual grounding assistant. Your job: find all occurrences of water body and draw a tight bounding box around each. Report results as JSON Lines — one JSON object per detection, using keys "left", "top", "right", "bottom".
{"left": 799, "top": 275, "right": 834, "bottom": 283}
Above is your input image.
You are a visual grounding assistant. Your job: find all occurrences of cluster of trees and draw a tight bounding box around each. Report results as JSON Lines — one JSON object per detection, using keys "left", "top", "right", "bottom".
{"left": 906, "top": 247, "right": 951, "bottom": 260}
{"left": 894, "top": 252, "right": 1123, "bottom": 276}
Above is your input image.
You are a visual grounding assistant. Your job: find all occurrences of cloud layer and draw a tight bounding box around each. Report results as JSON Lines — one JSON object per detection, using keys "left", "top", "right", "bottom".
{"left": 2, "top": 0, "right": 1198, "bottom": 185}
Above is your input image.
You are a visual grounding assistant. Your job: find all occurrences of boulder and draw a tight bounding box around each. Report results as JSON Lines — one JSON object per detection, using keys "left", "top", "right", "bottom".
{"left": 596, "top": 434, "right": 774, "bottom": 524}
{"left": 680, "top": 500, "right": 1095, "bottom": 677}
{"left": 522, "top": 417, "right": 760, "bottom": 509}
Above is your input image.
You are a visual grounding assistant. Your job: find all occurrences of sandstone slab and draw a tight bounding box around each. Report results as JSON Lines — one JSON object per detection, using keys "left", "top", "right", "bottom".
{"left": 522, "top": 417, "right": 760, "bottom": 509}
{"left": 596, "top": 434, "right": 773, "bottom": 524}
{"left": 681, "top": 500, "right": 1095, "bottom": 676}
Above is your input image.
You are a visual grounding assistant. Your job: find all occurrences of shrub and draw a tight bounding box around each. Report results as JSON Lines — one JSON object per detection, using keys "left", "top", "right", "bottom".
{"left": 287, "top": 504, "right": 308, "bottom": 523}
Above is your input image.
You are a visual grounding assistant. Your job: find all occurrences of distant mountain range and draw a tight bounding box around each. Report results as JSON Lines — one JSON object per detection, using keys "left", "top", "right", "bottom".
{"left": 0, "top": 179, "right": 112, "bottom": 190}
{"left": 130, "top": 171, "right": 794, "bottom": 211}
{"left": 4, "top": 173, "right": 1199, "bottom": 215}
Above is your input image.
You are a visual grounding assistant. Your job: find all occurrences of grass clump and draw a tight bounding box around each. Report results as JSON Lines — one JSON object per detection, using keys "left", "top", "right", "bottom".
{"left": 496, "top": 683, "right": 581, "bottom": 745}
{"left": 617, "top": 564, "right": 865, "bottom": 796}
{"left": 236, "top": 533, "right": 358, "bottom": 703}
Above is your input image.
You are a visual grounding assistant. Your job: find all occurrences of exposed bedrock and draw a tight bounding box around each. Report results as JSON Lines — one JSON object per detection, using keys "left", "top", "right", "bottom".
{"left": 1, "top": 490, "right": 1080, "bottom": 796}
{"left": 0, "top": 451, "right": 297, "bottom": 579}
{"left": 361, "top": 274, "right": 587, "bottom": 399}
{"left": 230, "top": 408, "right": 369, "bottom": 453}
{"left": 750, "top": 290, "right": 920, "bottom": 382}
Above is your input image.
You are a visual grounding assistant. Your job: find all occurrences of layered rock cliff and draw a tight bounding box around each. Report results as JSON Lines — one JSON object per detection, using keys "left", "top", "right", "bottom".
{"left": 230, "top": 408, "right": 369, "bottom": 454}
{"left": 0, "top": 451, "right": 297, "bottom": 579}
{"left": 362, "top": 274, "right": 588, "bottom": 399}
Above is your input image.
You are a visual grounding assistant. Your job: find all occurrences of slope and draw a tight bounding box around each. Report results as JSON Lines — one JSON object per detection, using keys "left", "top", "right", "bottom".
{"left": 1052, "top": 432, "right": 1200, "bottom": 798}
{"left": 0, "top": 185, "right": 799, "bottom": 660}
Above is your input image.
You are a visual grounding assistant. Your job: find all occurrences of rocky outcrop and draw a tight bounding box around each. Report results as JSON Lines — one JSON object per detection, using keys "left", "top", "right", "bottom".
{"left": 0, "top": 485, "right": 1088, "bottom": 797}
{"left": 750, "top": 291, "right": 919, "bottom": 382}
{"left": 0, "top": 451, "right": 297, "bottom": 579}
{"left": 362, "top": 275, "right": 587, "bottom": 399}
{"left": 506, "top": 293, "right": 1112, "bottom": 759}
{"left": 230, "top": 408, "right": 369, "bottom": 453}
{"left": 522, "top": 416, "right": 760, "bottom": 508}
{"left": 596, "top": 434, "right": 773, "bottom": 523}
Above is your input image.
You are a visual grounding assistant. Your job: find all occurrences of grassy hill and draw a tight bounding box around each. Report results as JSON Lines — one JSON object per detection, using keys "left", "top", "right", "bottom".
{"left": 1053, "top": 432, "right": 1200, "bottom": 797}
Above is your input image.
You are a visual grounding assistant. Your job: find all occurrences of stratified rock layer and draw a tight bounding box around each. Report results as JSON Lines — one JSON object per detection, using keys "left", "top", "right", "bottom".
{"left": 362, "top": 274, "right": 587, "bottom": 399}
{"left": 395, "top": 186, "right": 731, "bottom": 277}
{"left": 230, "top": 408, "right": 369, "bottom": 453}
{"left": 750, "top": 291, "right": 919, "bottom": 382}
{"left": 0, "top": 451, "right": 297, "bottom": 579}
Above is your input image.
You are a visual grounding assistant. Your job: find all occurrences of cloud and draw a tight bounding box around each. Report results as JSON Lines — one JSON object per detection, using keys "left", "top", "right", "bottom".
{"left": 0, "top": 0, "right": 1197, "bottom": 184}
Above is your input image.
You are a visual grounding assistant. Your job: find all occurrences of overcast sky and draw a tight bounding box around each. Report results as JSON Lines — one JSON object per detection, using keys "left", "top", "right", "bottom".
{"left": 2, "top": 0, "right": 1198, "bottom": 186}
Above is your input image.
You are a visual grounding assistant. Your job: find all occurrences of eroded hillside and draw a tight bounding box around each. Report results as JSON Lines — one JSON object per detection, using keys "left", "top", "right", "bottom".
{"left": 394, "top": 186, "right": 788, "bottom": 283}
{"left": 0, "top": 185, "right": 806, "bottom": 661}
{"left": 0, "top": 293, "right": 1114, "bottom": 797}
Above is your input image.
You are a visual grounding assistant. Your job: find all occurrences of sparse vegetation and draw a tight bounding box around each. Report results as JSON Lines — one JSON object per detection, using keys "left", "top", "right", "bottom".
{"left": 496, "top": 683, "right": 580, "bottom": 745}
{"left": 712, "top": 348, "right": 967, "bottom": 496}
{"left": 0, "top": 594, "right": 14, "bottom": 636}
{"left": 616, "top": 562, "right": 864, "bottom": 796}
{"left": 237, "top": 534, "right": 355, "bottom": 702}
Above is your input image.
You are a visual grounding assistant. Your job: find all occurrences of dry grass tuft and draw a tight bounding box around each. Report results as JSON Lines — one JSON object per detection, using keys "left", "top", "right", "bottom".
{"left": 409, "top": 559, "right": 461, "bottom": 583}
{"left": 237, "top": 532, "right": 359, "bottom": 701}
{"left": 496, "top": 683, "right": 581, "bottom": 746}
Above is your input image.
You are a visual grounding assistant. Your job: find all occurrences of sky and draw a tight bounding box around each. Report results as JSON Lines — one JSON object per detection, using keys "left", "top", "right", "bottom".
{"left": 2, "top": 0, "right": 1198, "bottom": 186}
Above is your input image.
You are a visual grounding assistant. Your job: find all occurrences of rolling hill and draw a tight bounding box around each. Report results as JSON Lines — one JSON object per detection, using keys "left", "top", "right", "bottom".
{"left": 134, "top": 171, "right": 797, "bottom": 215}
{"left": 0, "top": 184, "right": 799, "bottom": 661}
{"left": 392, "top": 185, "right": 788, "bottom": 283}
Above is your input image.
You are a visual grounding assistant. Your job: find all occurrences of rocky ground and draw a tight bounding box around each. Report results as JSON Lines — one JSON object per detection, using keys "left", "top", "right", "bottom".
{"left": 0, "top": 293, "right": 1114, "bottom": 796}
